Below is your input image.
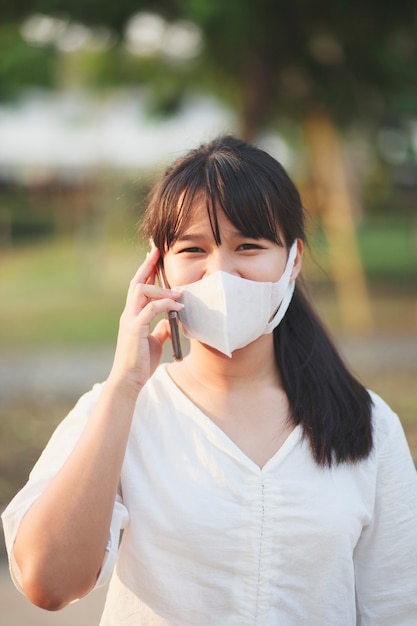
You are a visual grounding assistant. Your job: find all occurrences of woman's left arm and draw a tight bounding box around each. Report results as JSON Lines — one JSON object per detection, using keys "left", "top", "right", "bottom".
{"left": 354, "top": 399, "right": 417, "bottom": 625}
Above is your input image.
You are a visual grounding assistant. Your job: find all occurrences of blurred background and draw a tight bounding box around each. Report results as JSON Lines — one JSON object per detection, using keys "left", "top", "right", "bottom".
{"left": 1, "top": 0, "right": 416, "bottom": 622}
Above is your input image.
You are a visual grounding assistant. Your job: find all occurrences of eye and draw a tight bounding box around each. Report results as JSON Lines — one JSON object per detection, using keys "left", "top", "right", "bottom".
{"left": 179, "top": 246, "right": 205, "bottom": 254}
{"left": 236, "top": 242, "right": 263, "bottom": 251}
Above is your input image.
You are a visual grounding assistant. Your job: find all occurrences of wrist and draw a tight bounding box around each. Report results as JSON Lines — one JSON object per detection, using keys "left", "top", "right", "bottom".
{"left": 104, "top": 373, "right": 144, "bottom": 404}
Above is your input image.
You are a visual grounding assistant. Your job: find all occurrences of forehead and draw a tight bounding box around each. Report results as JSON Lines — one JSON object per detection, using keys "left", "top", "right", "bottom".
{"left": 175, "top": 201, "right": 241, "bottom": 239}
{"left": 160, "top": 180, "right": 284, "bottom": 251}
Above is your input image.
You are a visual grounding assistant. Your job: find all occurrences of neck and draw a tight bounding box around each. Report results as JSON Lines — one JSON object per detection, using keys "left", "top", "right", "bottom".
{"left": 177, "top": 334, "right": 282, "bottom": 392}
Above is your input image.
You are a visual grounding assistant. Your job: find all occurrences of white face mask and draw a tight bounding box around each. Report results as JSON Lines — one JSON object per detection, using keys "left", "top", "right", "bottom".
{"left": 176, "top": 241, "right": 298, "bottom": 357}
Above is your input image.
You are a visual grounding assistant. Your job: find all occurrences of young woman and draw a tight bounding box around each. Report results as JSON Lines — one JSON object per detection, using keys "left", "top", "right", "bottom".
{"left": 3, "top": 135, "right": 417, "bottom": 625}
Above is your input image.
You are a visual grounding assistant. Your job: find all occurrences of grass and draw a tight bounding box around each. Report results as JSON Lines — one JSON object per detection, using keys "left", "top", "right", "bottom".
{"left": 308, "top": 215, "right": 417, "bottom": 284}
{"left": 0, "top": 225, "right": 416, "bottom": 349}
{"left": 357, "top": 218, "right": 417, "bottom": 283}
{"left": 0, "top": 236, "right": 143, "bottom": 349}
{"left": 0, "top": 229, "right": 416, "bottom": 511}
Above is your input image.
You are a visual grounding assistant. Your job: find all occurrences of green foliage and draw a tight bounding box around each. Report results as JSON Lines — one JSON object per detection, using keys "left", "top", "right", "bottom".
{"left": 81, "top": 47, "right": 201, "bottom": 113}
{"left": 167, "top": 0, "right": 417, "bottom": 130}
{"left": 0, "top": 23, "right": 56, "bottom": 100}
{"left": 1, "top": 0, "right": 136, "bottom": 33}
{"left": 357, "top": 217, "right": 417, "bottom": 283}
{"left": 0, "top": 1, "right": 417, "bottom": 138}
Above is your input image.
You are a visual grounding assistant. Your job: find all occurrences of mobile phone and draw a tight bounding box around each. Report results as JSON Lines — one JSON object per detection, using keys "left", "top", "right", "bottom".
{"left": 157, "top": 261, "right": 183, "bottom": 361}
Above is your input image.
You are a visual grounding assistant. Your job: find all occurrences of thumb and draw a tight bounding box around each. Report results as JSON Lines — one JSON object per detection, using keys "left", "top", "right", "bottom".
{"left": 148, "top": 319, "right": 172, "bottom": 372}
{"left": 151, "top": 318, "right": 171, "bottom": 347}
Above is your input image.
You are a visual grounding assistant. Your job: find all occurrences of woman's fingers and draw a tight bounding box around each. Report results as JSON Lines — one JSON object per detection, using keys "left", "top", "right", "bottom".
{"left": 124, "top": 247, "right": 183, "bottom": 316}
{"left": 148, "top": 319, "right": 171, "bottom": 370}
{"left": 123, "top": 284, "right": 183, "bottom": 320}
{"left": 151, "top": 318, "right": 171, "bottom": 344}
{"left": 130, "top": 297, "right": 183, "bottom": 334}
{"left": 128, "top": 246, "right": 160, "bottom": 295}
{"left": 109, "top": 249, "right": 183, "bottom": 389}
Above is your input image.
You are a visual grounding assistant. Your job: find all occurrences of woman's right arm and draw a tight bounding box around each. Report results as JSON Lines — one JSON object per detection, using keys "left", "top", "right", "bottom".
{"left": 11, "top": 246, "right": 183, "bottom": 611}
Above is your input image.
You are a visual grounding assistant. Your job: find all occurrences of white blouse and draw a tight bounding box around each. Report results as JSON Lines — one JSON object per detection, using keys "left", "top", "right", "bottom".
{"left": 2, "top": 364, "right": 417, "bottom": 625}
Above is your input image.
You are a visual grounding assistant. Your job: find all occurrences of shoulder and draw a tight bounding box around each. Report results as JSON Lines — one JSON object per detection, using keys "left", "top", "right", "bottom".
{"left": 369, "top": 390, "right": 405, "bottom": 442}
{"left": 368, "top": 390, "right": 415, "bottom": 467}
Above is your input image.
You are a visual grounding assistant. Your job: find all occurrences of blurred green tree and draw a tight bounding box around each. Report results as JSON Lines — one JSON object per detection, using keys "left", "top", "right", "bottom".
{"left": 1, "top": 0, "right": 416, "bottom": 137}
{"left": 1, "top": 0, "right": 416, "bottom": 331}
{"left": 0, "top": 23, "right": 57, "bottom": 100}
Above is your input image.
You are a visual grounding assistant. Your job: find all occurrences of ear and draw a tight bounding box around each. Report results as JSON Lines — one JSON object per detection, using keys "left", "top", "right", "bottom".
{"left": 290, "top": 238, "right": 303, "bottom": 282}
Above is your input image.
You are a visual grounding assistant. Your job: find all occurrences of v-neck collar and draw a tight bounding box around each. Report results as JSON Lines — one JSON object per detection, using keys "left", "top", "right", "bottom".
{"left": 158, "top": 363, "right": 303, "bottom": 473}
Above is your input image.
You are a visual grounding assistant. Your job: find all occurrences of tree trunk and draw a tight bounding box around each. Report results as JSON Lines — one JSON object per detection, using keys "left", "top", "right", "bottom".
{"left": 240, "top": 49, "right": 276, "bottom": 142}
{"left": 303, "top": 110, "right": 373, "bottom": 333}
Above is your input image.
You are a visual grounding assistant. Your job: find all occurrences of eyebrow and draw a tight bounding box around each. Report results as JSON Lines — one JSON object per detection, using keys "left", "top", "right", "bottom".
{"left": 174, "top": 232, "right": 208, "bottom": 242}
{"left": 176, "top": 229, "right": 258, "bottom": 242}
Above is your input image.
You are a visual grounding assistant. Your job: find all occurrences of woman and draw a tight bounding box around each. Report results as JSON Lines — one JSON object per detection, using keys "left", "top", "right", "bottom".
{"left": 3, "top": 135, "right": 417, "bottom": 625}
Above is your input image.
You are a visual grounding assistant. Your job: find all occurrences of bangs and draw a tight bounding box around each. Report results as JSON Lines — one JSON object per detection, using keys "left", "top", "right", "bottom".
{"left": 203, "top": 154, "right": 283, "bottom": 247}
{"left": 144, "top": 152, "right": 284, "bottom": 252}
{"left": 141, "top": 135, "right": 304, "bottom": 252}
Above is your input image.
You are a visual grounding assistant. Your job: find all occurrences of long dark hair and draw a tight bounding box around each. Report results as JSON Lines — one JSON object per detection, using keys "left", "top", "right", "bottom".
{"left": 141, "top": 135, "right": 373, "bottom": 466}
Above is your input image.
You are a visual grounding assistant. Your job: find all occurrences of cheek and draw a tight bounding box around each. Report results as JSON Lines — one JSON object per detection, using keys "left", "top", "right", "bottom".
{"left": 162, "top": 255, "right": 192, "bottom": 288}
{"left": 249, "top": 254, "right": 287, "bottom": 283}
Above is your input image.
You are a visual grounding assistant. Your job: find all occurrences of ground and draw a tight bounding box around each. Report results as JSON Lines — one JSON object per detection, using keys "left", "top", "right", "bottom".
{"left": 1, "top": 335, "right": 416, "bottom": 624}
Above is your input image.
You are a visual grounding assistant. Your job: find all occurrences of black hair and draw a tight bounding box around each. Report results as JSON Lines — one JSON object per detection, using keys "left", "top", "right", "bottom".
{"left": 142, "top": 135, "right": 301, "bottom": 250}
{"left": 141, "top": 135, "right": 373, "bottom": 466}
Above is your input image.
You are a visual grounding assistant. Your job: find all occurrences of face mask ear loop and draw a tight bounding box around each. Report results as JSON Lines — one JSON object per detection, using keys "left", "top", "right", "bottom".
{"left": 264, "top": 241, "right": 298, "bottom": 333}
{"left": 266, "top": 280, "right": 296, "bottom": 331}
{"left": 286, "top": 240, "right": 298, "bottom": 277}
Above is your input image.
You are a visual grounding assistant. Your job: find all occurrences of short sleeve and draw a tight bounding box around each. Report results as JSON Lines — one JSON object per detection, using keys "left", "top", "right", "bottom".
{"left": 94, "top": 494, "right": 129, "bottom": 588}
{"left": 354, "top": 394, "right": 417, "bottom": 625}
{"left": 1, "top": 383, "right": 129, "bottom": 593}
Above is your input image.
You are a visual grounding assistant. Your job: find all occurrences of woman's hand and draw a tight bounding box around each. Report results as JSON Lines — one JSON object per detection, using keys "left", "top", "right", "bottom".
{"left": 108, "top": 246, "right": 183, "bottom": 394}
{"left": 13, "top": 247, "right": 179, "bottom": 610}
{"left": 12, "top": 249, "right": 182, "bottom": 609}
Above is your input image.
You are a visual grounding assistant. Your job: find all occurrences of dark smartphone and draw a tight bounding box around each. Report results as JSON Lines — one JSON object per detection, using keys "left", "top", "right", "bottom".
{"left": 157, "top": 261, "right": 183, "bottom": 361}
